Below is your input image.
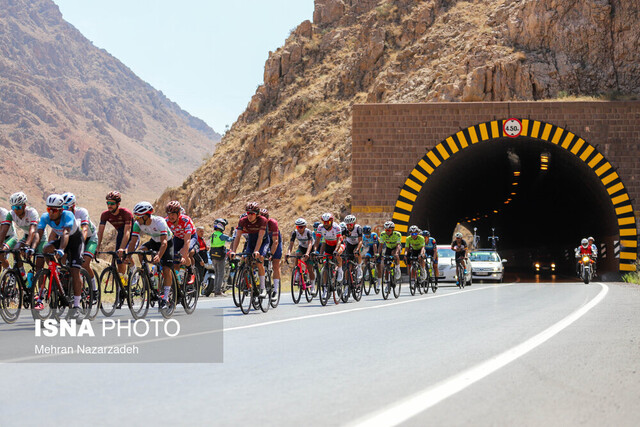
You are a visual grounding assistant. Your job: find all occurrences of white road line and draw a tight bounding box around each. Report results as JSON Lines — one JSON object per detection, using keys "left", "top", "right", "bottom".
{"left": 2, "top": 283, "right": 516, "bottom": 363}
{"left": 348, "top": 283, "right": 609, "bottom": 427}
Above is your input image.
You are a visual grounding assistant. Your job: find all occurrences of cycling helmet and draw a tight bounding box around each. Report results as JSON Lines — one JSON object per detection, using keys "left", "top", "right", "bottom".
{"left": 106, "top": 191, "right": 121, "bottom": 203}
{"left": 214, "top": 218, "right": 228, "bottom": 227}
{"left": 133, "top": 201, "right": 154, "bottom": 216}
{"left": 362, "top": 225, "right": 372, "bottom": 234}
{"left": 260, "top": 208, "right": 269, "bottom": 218}
{"left": 409, "top": 225, "right": 420, "bottom": 234}
{"left": 61, "top": 192, "right": 76, "bottom": 208}
{"left": 321, "top": 213, "right": 333, "bottom": 222}
{"left": 313, "top": 221, "right": 321, "bottom": 229}
{"left": 246, "top": 202, "right": 260, "bottom": 213}
{"left": 384, "top": 221, "right": 395, "bottom": 229}
{"left": 344, "top": 215, "right": 356, "bottom": 225}
{"left": 214, "top": 222, "right": 225, "bottom": 231}
{"left": 455, "top": 232, "right": 463, "bottom": 238}
{"left": 9, "top": 192, "right": 27, "bottom": 206}
{"left": 581, "top": 238, "right": 589, "bottom": 248}
{"left": 165, "top": 200, "right": 182, "bottom": 214}
{"left": 295, "top": 218, "right": 307, "bottom": 227}
{"left": 422, "top": 230, "right": 430, "bottom": 237}
{"left": 46, "top": 194, "right": 64, "bottom": 208}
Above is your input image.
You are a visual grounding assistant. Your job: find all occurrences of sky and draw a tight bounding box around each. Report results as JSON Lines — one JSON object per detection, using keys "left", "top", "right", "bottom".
{"left": 53, "top": 0, "right": 315, "bottom": 134}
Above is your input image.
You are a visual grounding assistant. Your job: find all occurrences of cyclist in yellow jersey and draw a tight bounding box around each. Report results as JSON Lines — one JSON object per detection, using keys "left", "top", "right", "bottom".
{"left": 404, "top": 225, "right": 426, "bottom": 278}
{"left": 377, "top": 221, "right": 402, "bottom": 288}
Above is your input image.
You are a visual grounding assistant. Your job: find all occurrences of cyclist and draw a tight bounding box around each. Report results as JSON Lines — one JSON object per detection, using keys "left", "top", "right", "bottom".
{"left": 0, "top": 205, "right": 17, "bottom": 271}
{"left": 209, "top": 218, "right": 232, "bottom": 296}
{"left": 361, "top": 225, "right": 379, "bottom": 282}
{"left": 286, "top": 217, "right": 316, "bottom": 290}
{"left": 38, "top": 194, "right": 85, "bottom": 320}
{"left": 228, "top": 202, "right": 269, "bottom": 298}
{"left": 422, "top": 229, "right": 439, "bottom": 280}
{"left": 404, "top": 225, "right": 426, "bottom": 278}
{"left": 312, "top": 221, "right": 322, "bottom": 245}
{"left": 0, "top": 192, "right": 40, "bottom": 280}
{"left": 377, "top": 221, "right": 402, "bottom": 288}
{"left": 127, "top": 201, "right": 174, "bottom": 309}
{"left": 62, "top": 192, "right": 99, "bottom": 299}
{"left": 314, "top": 213, "right": 344, "bottom": 284}
{"left": 165, "top": 201, "right": 196, "bottom": 285}
{"left": 261, "top": 208, "right": 283, "bottom": 300}
{"left": 96, "top": 191, "right": 133, "bottom": 278}
{"left": 342, "top": 214, "right": 363, "bottom": 280}
{"left": 451, "top": 232, "right": 468, "bottom": 285}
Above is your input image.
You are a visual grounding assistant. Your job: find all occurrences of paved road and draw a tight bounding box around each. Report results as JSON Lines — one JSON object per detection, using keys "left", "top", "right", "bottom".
{"left": 1, "top": 280, "right": 639, "bottom": 426}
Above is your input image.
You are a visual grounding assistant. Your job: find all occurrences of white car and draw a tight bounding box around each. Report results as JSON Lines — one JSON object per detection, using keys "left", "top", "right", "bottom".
{"left": 469, "top": 250, "right": 506, "bottom": 282}
{"left": 436, "top": 245, "right": 472, "bottom": 286}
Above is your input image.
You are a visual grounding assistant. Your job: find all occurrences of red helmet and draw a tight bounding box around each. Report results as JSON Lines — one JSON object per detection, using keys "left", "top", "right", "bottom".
{"left": 245, "top": 201, "right": 260, "bottom": 213}
{"left": 260, "top": 208, "right": 269, "bottom": 218}
{"left": 106, "top": 191, "right": 121, "bottom": 203}
{"left": 165, "top": 200, "right": 182, "bottom": 214}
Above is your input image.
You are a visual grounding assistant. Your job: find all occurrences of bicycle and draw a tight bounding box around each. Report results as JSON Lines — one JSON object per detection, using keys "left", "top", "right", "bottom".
{"left": 341, "top": 253, "right": 362, "bottom": 302}
{"left": 380, "top": 255, "right": 401, "bottom": 300}
{"left": 97, "top": 251, "right": 131, "bottom": 318}
{"left": 316, "top": 253, "right": 342, "bottom": 306}
{"left": 234, "top": 253, "right": 271, "bottom": 315}
{"left": 425, "top": 255, "right": 438, "bottom": 293}
{"left": 455, "top": 257, "right": 466, "bottom": 289}
{"left": 287, "top": 254, "right": 316, "bottom": 304}
{"left": 0, "top": 249, "right": 36, "bottom": 323}
{"left": 406, "top": 255, "right": 424, "bottom": 296}
{"left": 129, "top": 251, "right": 179, "bottom": 319}
{"left": 30, "top": 253, "right": 92, "bottom": 321}
{"left": 265, "top": 255, "right": 279, "bottom": 309}
{"left": 175, "top": 263, "right": 200, "bottom": 314}
{"left": 361, "top": 255, "right": 377, "bottom": 296}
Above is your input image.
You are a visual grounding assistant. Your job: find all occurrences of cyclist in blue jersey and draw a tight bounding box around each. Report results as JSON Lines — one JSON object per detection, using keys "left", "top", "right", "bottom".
{"left": 361, "top": 225, "right": 379, "bottom": 258}
{"left": 422, "top": 229, "right": 439, "bottom": 279}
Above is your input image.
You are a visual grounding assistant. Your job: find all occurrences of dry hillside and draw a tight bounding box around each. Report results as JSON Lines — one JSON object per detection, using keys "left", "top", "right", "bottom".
{"left": 0, "top": 0, "right": 220, "bottom": 213}
{"left": 159, "top": 0, "right": 639, "bottom": 230}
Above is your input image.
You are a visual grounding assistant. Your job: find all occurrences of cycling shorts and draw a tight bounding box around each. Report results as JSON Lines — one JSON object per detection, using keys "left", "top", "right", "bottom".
{"left": 141, "top": 238, "right": 174, "bottom": 268}
{"left": 345, "top": 242, "right": 358, "bottom": 256}
{"left": 425, "top": 248, "right": 437, "bottom": 259}
{"left": 49, "top": 230, "right": 84, "bottom": 269}
{"left": 295, "top": 246, "right": 314, "bottom": 266}
{"left": 84, "top": 235, "right": 98, "bottom": 259}
{"left": 406, "top": 248, "right": 423, "bottom": 260}
{"left": 324, "top": 244, "right": 337, "bottom": 256}
{"left": 246, "top": 233, "right": 269, "bottom": 257}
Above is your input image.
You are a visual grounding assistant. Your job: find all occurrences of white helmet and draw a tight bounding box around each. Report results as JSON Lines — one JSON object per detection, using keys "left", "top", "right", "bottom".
{"left": 581, "top": 238, "right": 588, "bottom": 248}
{"left": 321, "top": 213, "right": 333, "bottom": 222}
{"left": 61, "top": 192, "right": 76, "bottom": 208}
{"left": 295, "top": 218, "right": 307, "bottom": 226}
{"left": 384, "top": 221, "right": 395, "bottom": 229}
{"left": 46, "top": 194, "right": 64, "bottom": 208}
{"left": 409, "top": 225, "right": 420, "bottom": 233}
{"left": 9, "top": 192, "right": 27, "bottom": 206}
{"left": 455, "top": 232, "right": 463, "bottom": 238}
{"left": 344, "top": 215, "right": 356, "bottom": 225}
{"left": 133, "top": 201, "right": 154, "bottom": 216}
{"left": 587, "top": 236, "right": 594, "bottom": 241}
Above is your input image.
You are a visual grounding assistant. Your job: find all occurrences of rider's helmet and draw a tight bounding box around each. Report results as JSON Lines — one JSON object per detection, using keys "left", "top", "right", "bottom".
{"left": 133, "top": 201, "right": 154, "bottom": 216}
{"left": 295, "top": 218, "right": 307, "bottom": 227}
{"left": 260, "top": 208, "right": 269, "bottom": 219}
{"left": 214, "top": 218, "right": 228, "bottom": 227}
{"left": 455, "top": 232, "right": 463, "bottom": 238}
{"left": 313, "top": 221, "right": 321, "bottom": 230}
{"left": 213, "top": 222, "right": 225, "bottom": 231}
{"left": 246, "top": 202, "right": 260, "bottom": 214}
{"left": 106, "top": 191, "right": 121, "bottom": 203}
{"left": 46, "top": 194, "right": 64, "bottom": 208}
{"left": 61, "top": 192, "right": 76, "bottom": 209}
{"left": 165, "top": 200, "right": 182, "bottom": 214}
{"left": 344, "top": 214, "right": 356, "bottom": 225}
{"left": 581, "top": 238, "right": 589, "bottom": 248}
{"left": 384, "top": 221, "right": 395, "bottom": 230}
{"left": 587, "top": 236, "right": 594, "bottom": 242}
{"left": 422, "top": 230, "right": 430, "bottom": 237}
{"left": 9, "top": 192, "right": 27, "bottom": 207}
{"left": 321, "top": 213, "right": 333, "bottom": 223}
{"left": 362, "top": 225, "right": 372, "bottom": 234}
{"left": 409, "top": 225, "right": 420, "bottom": 235}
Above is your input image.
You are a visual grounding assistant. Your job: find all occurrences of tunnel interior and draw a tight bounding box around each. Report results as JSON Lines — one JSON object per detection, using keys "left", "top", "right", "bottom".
{"left": 410, "top": 137, "right": 619, "bottom": 274}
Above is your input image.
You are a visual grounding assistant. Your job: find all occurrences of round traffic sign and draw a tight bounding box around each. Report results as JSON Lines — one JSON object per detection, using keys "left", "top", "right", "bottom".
{"left": 503, "top": 118, "right": 522, "bottom": 138}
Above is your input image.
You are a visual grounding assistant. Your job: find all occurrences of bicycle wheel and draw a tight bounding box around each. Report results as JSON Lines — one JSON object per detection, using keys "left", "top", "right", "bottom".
{"left": 457, "top": 263, "right": 465, "bottom": 289}
{"left": 319, "top": 266, "right": 330, "bottom": 306}
{"left": 291, "top": 269, "right": 302, "bottom": 304}
{"left": 374, "top": 265, "right": 381, "bottom": 295}
{"left": 181, "top": 269, "right": 199, "bottom": 314}
{"left": 409, "top": 265, "right": 416, "bottom": 296}
{"left": 99, "top": 267, "right": 120, "bottom": 317}
{"left": 419, "top": 267, "right": 427, "bottom": 294}
{"left": 362, "top": 266, "right": 371, "bottom": 296}
{"left": 127, "top": 268, "right": 150, "bottom": 319}
{"left": 85, "top": 268, "right": 101, "bottom": 320}
{"left": 270, "top": 272, "right": 281, "bottom": 309}
{"left": 232, "top": 266, "right": 241, "bottom": 308}
{"left": 54, "top": 270, "right": 72, "bottom": 321}
{"left": 78, "top": 268, "right": 92, "bottom": 320}
{"left": 159, "top": 270, "right": 177, "bottom": 318}
{"left": 352, "top": 271, "right": 363, "bottom": 302}
{"left": 381, "top": 267, "right": 391, "bottom": 300}
{"left": 333, "top": 271, "right": 342, "bottom": 305}
{"left": 31, "top": 269, "right": 53, "bottom": 320}
{"left": 303, "top": 272, "right": 314, "bottom": 303}
{"left": 259, "top": 270, "right": 271, "bottom": 313}
{"left": 341, "top": 269, "right": 351, "bottom": 303}
{"left": 238, "top": 268, "right": 253, "bottom": 315}
{"left": 417, "top": 266, "right": 425, "bottom": 295}
{"left": 392, "top": 269, "right": 401, "bottom": 299}
{"left": 0, "top": 269, "right": 22, "bottom": 323}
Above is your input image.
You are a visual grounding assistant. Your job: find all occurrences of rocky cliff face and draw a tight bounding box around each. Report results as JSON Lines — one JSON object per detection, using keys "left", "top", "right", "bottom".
{"left": 160, "top": 0, "right": 639, "bottom": 229}
{"left": 0, "top": 0, "right": 220, "bottom": 211}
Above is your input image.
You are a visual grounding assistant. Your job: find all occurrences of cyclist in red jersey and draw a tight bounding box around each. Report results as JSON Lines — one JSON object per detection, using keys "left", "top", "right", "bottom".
{"left": 260, "top": 208, "right": 282, "bottom": 300}
{"left": 96, "top": 191, "right": 133, "bottom": 277}
{"left": 165, "top": 201, "right": 196, "bottom": 284}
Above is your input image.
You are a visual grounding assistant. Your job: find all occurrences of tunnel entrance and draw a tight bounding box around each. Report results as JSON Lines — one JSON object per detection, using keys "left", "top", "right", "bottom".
{"left": 392, "top": 119, "right": 637, "bottom": 276}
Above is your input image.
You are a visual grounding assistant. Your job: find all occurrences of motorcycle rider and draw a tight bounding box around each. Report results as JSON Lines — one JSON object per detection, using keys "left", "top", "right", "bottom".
{"left": 575, "top": 238, "right": 596, "bottom": 276}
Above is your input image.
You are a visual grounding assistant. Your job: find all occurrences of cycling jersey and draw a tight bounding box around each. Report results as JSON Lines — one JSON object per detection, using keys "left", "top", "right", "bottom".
{"left": 3, "top": 206, "right": 38, "bottom": 235}
{"left": 266, "top": 218, "right": 279, "bottom": 239}
{"left": 405, "top": 235, "right": 425, "bottom": 250}
{"left": 132, "top": 215, "right": 173, "bottom": 242}
{"left": 316, "top": 224, "right": 341, "bottom": 247}
{"left": 379, "top": 231, "right": 402, "bottom": 249}
{"left": 73, "top": 207, "right": 96, "bottom": 238}
{"left": 38, "top": 210, "right": 79, "bottom": 237}
{"left": 0, "top": 207, "right": 18, "bottom": 239}
{"left": 451, "top": 239, "right": 468, "bottom": 260}
{"left": 343, "top": 224, "right": 363, "bottom": 245}
{"left": 424, "top": 237, "right": 437, "bottom": 250}
{"left": 166, "top": 214, "right": 195, "bottom": 240}
{"left": 100, "top": 207, "right": 133, "bottom": 230}
{"left": 291, "top": 228, "right": 314, "bottom": 248}
{"left": 362, "top": 232, "right": 379, "bottom": 248}
{"left": 237, "top": 215, "right": 267, "bottom": 235}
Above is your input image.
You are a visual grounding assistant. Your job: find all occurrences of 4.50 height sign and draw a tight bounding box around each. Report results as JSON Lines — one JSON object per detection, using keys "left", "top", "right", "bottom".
{"left": 503, "top": 118, "right": 522, "bottom": 138}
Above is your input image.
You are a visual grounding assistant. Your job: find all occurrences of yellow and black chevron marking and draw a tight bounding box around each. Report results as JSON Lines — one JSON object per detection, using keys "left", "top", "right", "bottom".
{"left": 393, "top": 119, "right": 638, "bottom": 273}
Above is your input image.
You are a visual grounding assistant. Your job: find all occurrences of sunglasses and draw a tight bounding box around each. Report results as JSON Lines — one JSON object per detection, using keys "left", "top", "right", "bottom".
{"left": 106, "top": 201, "right": 117, "bottom": 206}
{"left": 134, "top": 215, "right": 146, "bottom": 221}
{"left": 11, "top": 205, "right": 24, "bottom": 211}
{"left": 246, "top": 211, "right": 257, "bottom": 216}
{"left": 411, "top": 233, "right": 418, "bottom": 236}
{"left": 47, "top": 207, "right": 61, "bottom": 213}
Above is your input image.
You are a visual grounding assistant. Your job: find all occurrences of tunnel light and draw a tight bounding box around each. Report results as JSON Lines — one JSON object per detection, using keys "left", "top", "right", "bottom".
{"left": 493, "top": 210, "right": 498, "bottom": 213}
{"left": 504, "top": 200, "right": 510, "bottom": 204}
{"left": 511, "top": 192, "right": 517, "bottom": 196}
{"left": 513, "top": 171, "right": 520, "bottom": 176}
{"left": 512, "top": 182, "right": 518, "bottom": 186}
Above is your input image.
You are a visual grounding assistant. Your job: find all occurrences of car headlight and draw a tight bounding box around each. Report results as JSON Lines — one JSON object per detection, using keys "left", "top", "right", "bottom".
{"left": 535, "top": 263, "right": 540, "bottom": 268}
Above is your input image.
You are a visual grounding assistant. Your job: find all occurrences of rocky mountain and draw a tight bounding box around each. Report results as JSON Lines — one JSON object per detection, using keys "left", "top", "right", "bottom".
{"left": 159, "top": 0, "right": 639, "bottom": 229}
{"left": 0, "top": 0, "right": 220, "bottom": 212}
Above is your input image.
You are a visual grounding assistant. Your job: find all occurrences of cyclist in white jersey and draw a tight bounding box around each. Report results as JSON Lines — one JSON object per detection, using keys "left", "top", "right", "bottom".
{"left": 0, "top": 192, "right": 41, "bottom": 278}
{"left": 286, "top": 218, "right": 316, "bottom": 290}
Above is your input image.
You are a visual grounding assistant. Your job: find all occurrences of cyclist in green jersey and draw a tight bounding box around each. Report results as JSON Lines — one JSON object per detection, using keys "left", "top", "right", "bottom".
{"left": 404, "top": 225, "right": 426, "bottom": 278}
{"left": 377, "top": 221, "right": 402, "bottom": 288}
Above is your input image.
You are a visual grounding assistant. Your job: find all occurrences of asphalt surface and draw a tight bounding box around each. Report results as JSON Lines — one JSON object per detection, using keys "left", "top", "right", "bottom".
{"left": 1, "top": 278, "right": 639, "bottom": 426}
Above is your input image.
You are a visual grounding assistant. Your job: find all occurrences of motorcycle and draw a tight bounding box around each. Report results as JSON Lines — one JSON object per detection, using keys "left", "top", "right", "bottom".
{"left": 578, "top": 254, "right": 594, "bottom": 284}
{"left": 201, "top": 252, "right": 216, "bottom": 296}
